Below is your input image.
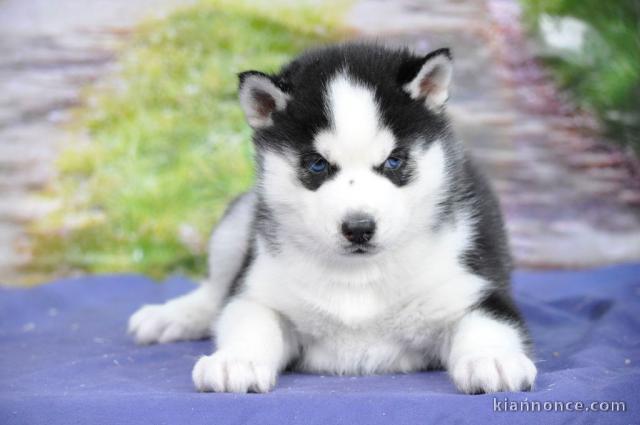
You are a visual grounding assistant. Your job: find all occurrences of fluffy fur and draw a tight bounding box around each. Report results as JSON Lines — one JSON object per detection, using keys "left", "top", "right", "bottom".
{"left": 128, "top": 43, "right": 537, "bottom": 394}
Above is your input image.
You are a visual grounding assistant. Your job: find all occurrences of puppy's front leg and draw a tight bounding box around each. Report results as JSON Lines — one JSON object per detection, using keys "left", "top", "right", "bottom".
{"left": 192, "top": 297, "right": 297, "bottom": 393}
{"left": 446, "top": 310, "right": 537, "bottom": 394}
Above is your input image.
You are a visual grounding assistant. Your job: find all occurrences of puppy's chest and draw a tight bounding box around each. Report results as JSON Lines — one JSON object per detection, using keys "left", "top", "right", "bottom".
{"left": 284, "top": 283, "right": 443, "bottom": 348}
{"left": 281, "top": 286, "right": 448, "bottom": 373}
{"left": 251, "top": 252, "right": 485, "bottom": 373}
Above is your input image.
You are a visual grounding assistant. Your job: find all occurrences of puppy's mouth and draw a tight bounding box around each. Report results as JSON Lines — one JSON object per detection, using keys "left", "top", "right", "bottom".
{"left": 343, "top": 243, "right": 378, "bottom": 256}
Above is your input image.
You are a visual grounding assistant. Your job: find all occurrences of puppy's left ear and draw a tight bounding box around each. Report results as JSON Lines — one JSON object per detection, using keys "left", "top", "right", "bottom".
{"left": 400, "top": 48, "right": 453, "bottom": 111}
{"left": 238, "top": 71, "right": 289, "bottom": 129}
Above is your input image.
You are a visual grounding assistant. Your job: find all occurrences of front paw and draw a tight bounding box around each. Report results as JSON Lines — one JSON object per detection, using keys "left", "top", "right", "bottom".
{"left": 450, "top": 350, "right": 537, "bottom": 394}
{"left": 192, "top": 351, "right": 277, "bottom": 393}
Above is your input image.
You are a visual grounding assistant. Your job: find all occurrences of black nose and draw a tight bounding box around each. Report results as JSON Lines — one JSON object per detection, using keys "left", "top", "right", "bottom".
{"left": 341, "top": 214, "right": 376, "bottom": 244}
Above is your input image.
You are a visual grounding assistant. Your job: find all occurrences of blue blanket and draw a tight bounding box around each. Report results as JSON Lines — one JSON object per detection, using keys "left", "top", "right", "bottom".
{"left": 1, "top": 265, "right": 639, "bottom": 424}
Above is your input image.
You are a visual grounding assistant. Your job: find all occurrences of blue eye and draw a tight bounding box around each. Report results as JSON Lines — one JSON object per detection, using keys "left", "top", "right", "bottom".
{"left": 384, "top": 157, "right": 402, "bottom": 170}
{"left": 309, "top": 157, "right": 328, "bottom": 173}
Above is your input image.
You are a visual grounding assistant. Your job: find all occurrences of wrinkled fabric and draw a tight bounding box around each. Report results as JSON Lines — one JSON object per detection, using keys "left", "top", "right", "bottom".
{"left": 1, "top": 265, "right": 639, "bottom": 425}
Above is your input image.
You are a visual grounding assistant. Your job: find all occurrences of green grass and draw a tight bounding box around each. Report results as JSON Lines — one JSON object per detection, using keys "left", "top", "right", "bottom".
{"left": 522, "top": 0, "right": 640, "bottom": 154}
{"left": 28, "top": 0, "right": 347, "bottom": 281}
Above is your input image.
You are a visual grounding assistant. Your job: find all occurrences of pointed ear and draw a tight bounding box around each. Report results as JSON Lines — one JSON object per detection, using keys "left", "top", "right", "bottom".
{"left": 400, "top": 48, "right": 453, "bottom": 111}
{"left": 238, "top": 71, "right": 289, "bottom": 129}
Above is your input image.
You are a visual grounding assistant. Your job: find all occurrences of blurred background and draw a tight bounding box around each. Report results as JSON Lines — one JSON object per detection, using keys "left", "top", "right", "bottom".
{"left": 1, "top": 0, "right": 638, "bottom": 286}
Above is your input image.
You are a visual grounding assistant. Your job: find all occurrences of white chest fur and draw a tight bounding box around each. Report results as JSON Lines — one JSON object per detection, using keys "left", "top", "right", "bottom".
{"left": 244, "top": 219, "right": 488, "bottom": 375}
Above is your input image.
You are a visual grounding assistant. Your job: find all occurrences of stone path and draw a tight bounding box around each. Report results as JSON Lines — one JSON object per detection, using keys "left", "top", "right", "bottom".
{"left": 348, "top": 0, "right": 640, "bottom": 268}
{"left": 0, "top": 0, "right": 194, "bottom": 282}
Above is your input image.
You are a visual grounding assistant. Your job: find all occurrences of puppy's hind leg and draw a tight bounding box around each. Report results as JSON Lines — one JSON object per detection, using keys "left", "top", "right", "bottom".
{"left": 128, "top": 191, "right": 256, "bottom": 345}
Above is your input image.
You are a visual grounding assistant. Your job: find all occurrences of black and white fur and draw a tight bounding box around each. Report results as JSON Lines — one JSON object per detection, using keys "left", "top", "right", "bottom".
{"left": 128, "top": 43, "right": 537, "bottom": 394}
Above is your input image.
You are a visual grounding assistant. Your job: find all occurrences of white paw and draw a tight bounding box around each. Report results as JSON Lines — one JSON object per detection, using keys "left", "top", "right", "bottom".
{"left": 192, "top": 351, "right": 277, "bottom": 393}
{"left": 128, "top": 303, "right": 211, "bottom": 345}
{"left": 450, "top": 350, "right": 537, "bottom": 394}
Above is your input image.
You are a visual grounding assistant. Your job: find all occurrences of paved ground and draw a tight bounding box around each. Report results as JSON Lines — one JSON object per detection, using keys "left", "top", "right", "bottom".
{"left": 348, "top": 0, "right": 640, "bottom": 268}
{"left": 1, "top": 0, "right": 639, "bottom": 282}
{"left": 0, "top": 0, "right": 194, "bottom": 282}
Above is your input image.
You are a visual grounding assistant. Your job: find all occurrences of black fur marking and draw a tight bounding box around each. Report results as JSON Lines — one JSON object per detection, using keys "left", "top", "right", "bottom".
{"left": 476, "top": 290, "right": 524, "bottom": 326}
{"left": 297, "top": 152, "right": 340, "bottom": 191}
{"left": 254, "top": 194, "right": 280, "bottom": 253}
{"left": 476, "top": 288, "right": 533, "bottom": 350}
{"left": 244, "top": 43, "right": 451, "bottom": 174}
{"left": 457, "top": 158, "right": 511, "bottom": 289}
{"left": 228, "top": 240, "right": 255, "bottom": 297}
{"left": 373, "top": 147, "right": 416, "bottom": 187}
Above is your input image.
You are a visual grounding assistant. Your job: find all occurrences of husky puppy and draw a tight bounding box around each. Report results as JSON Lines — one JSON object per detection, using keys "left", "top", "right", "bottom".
{"left": 128, "top": 43, "right": 537, "bottom": 394}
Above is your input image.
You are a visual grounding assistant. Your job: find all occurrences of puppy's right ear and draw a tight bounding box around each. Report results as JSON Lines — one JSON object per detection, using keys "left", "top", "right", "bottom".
{"left": 238, "top": 71, "right": 289, "bottom": 129}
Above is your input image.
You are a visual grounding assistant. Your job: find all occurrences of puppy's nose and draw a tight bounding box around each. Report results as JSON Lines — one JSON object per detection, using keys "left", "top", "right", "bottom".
{"left": 341, "top": 214, "right": 376, "bottom": 244}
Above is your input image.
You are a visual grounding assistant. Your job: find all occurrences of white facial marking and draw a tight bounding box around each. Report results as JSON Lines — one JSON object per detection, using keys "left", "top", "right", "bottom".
{"left": 315, "top": 73, "right": 394, "bottom": 166}
{"left": 258, "top": 137, "right": 450, "bottom": 262}
{"left": 256, "top": 73, "right": 451, "bottom": 264}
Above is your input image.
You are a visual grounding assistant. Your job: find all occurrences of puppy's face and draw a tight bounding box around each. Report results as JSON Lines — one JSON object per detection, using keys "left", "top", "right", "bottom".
{"left": 239, "top": 46, "right": 454, "bottom": 261}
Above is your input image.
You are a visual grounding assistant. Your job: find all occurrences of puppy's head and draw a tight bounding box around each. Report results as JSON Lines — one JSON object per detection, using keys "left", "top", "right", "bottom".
{"left": 238, "top": 44, "right": 454, "bottom": 261}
